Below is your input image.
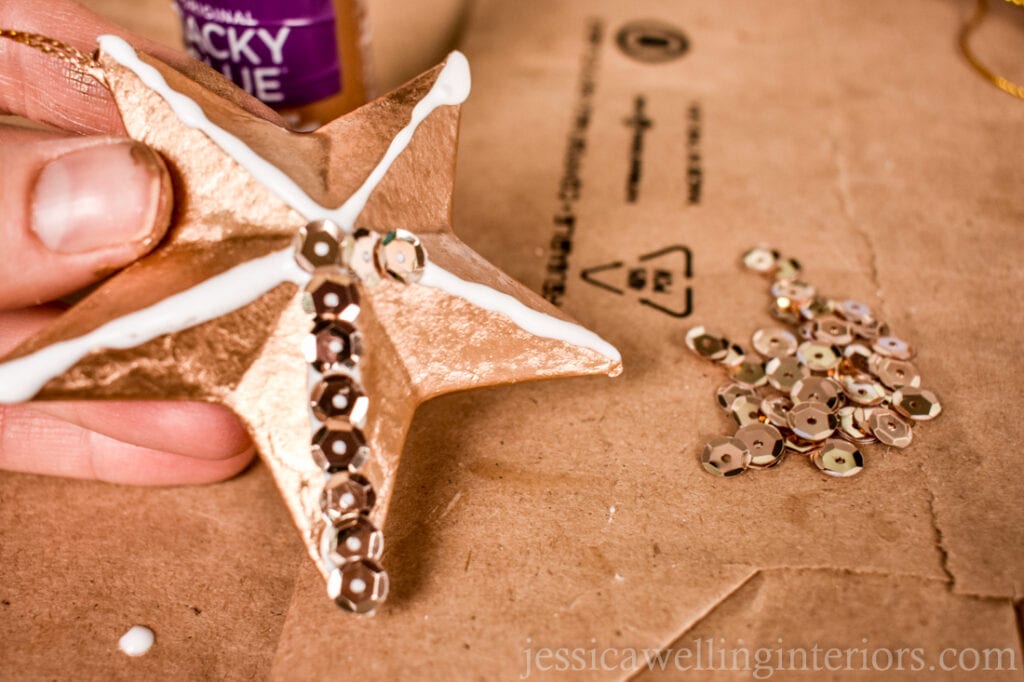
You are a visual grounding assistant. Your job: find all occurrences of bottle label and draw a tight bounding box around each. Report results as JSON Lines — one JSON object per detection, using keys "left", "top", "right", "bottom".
{"left": 176, "top": 0, "right": 341, "bottom": 108}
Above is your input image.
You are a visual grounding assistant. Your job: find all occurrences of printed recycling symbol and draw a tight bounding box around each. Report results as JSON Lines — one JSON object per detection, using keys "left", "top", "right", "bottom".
{"left": 581, "top": 245, "right": 693, "bottom": 318}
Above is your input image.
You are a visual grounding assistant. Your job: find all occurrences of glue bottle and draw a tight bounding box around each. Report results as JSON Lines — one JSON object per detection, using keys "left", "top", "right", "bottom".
{"left": 173, "top": 0, "right": 371, "bottom": 130}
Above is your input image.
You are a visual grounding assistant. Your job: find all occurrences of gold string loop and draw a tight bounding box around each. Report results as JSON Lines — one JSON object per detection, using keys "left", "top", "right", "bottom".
{"left": 959, "top": 0, "right": 1024, "bottom": 100}
{"left": 0, "top": 29, "right": 105, "bottom": 84}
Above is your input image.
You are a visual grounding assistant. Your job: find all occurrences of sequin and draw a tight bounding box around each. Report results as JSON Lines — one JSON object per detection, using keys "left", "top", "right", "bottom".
{"left": 735, "top": 423, "right": 785, "bottom": 469}
{"left": 812, "top": 439, "right": 865, "bottom": 477}
{"left": 787, "top": 401, "right": 838, "bottom": 441}
{"left": 892, "top": 387, "right": 941, "bottom": 421}
{"left": 752, "top": 327, "right": 798, "bottom": 358}
{"left": 701, "top": 436, "right": 751, "bottom": 477}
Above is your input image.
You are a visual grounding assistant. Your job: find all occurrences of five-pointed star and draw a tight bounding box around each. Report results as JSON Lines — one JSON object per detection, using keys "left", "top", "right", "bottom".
{"left": 0, "top": 42, "right": 621, "bottom": 592}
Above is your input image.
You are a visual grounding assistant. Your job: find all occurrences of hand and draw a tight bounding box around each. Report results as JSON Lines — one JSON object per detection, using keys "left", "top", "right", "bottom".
{"left": 0, "top": 1, "right": 281, "bottom": 484}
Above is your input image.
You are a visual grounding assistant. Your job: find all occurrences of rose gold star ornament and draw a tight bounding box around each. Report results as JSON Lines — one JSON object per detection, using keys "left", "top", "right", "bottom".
{"left": 0, "top": 31, "right": 621, "bottom": 613}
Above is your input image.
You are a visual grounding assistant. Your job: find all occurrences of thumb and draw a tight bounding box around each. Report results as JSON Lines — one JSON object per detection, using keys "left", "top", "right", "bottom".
{"left": 0, "top": 126, "right": 172, "bottom": 308}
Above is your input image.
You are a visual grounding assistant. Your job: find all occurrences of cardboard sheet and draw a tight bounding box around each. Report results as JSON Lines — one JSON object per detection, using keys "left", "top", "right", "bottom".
{"left": 2, "top": 0, "right": 1022, "bottom": 679}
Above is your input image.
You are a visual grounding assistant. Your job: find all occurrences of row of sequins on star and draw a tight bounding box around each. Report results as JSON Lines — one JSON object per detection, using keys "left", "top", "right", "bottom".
{"left": 687, "top": 247, "right": 942, "bottom": 479}
{"left": 293, "top": 220, "right": 426, "bottom": 613}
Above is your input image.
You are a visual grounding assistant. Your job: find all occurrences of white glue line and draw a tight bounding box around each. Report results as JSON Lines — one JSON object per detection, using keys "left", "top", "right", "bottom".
{"left": 0, "top": 38, "right": 618, "bottom": 404}
{"left": 99, "top": 35, "right": 619, "bottom": 362}
{"left": 98, "top": 36, "right": 334, "bottom": 225}
{"left": 96, "top": 36, "right": 471, "bottom": 233}
{"left": 0, "top": 248, "right": 306, "bottom": 402}
{"left": 333, "top": 52, "right": 470, "bottom": 230}
{"left": 419, "top": 263, "right": 620, "bottom": 361}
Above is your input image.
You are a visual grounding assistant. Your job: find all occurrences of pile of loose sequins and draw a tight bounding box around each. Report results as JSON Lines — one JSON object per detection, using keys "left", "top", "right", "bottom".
{"left": 687, "top": 247, "right": 942, "bottom": 479}
{"left": 293, "top": 219, "right": 426, "bottom": 613}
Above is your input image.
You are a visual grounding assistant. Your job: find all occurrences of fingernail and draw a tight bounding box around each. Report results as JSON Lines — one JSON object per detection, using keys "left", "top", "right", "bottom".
{"left": 31, "top": 141, "right": 168, "bottom": 254}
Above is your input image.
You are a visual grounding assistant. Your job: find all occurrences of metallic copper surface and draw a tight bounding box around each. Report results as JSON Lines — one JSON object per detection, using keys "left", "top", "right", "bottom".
{"left": 0, "top": 40, "right": 621, "bottom": 594}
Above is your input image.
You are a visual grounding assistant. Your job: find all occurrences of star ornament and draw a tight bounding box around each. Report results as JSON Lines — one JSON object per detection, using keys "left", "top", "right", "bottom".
{"left": 0, "top": 33, "right": 621, "bottom": 613}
